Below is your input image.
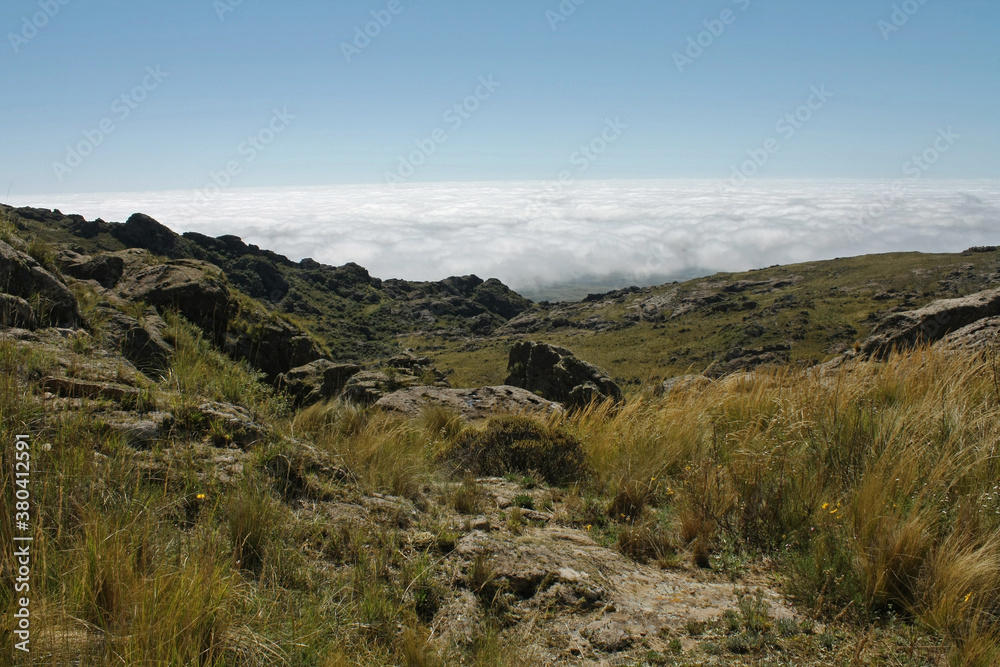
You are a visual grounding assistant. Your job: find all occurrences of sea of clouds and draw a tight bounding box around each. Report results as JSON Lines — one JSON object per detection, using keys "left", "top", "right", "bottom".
{"left": 25, "top": 179, "right": 1000, "bottom": 296}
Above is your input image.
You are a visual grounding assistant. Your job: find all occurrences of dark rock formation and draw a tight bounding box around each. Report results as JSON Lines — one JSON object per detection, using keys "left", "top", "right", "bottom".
{"left": 0, "top": 294, "right": 36, "bottom": 329}
{"left": 115, "top": 259, "right": 230, "bottom": 332}
{"left": 0, "top": 240, "right": 80, "bottom": 328}
{"left": 278, "top": 359, "right": 362, "bottom": 408}
{"left": 505, "top": 341, "right": 622, "bottom": 408}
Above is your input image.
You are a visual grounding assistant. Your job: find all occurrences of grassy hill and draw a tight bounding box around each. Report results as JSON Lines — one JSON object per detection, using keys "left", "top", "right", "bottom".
{"left": 405, "top": 249, "right": 1000, "bottom": 388}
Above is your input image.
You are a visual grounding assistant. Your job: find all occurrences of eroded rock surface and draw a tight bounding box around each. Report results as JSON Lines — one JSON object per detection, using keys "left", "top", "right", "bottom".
{"left": 374, "top": 385, "right": 563, "bottom": 420}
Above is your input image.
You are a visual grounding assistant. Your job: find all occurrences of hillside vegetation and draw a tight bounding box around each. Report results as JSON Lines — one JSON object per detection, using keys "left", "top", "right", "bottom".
{"left": 2, "top": 205, "right": 1000, "bottom": 665}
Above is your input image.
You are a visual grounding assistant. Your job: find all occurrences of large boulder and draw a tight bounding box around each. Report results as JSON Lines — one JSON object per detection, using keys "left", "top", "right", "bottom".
{"left": 222, "top": 317, "right": 324, "bottom": 383}
{"left": 375, "top": 385, "right": 564, "bottom": 420}
{"left": 0, "top": 240, "right": 80, "bottom": 328}
{"left": 341, "top": 371, "right": 411, "bottom": 405}
{"left": 859, "top": 288, "right": 1000, "bottom": 358}
{"left": 59, "top": 250, "right": 125, "bottom": 288}
{"left": 0, "top": 294, "right": 36, "bottom": 329}
{"left": 505, "top": 341, "right": 622, "bottom": 408}
{"left": 115, "top": 259, "right": 230, "bottom": 332}
{"left": 278, "top": 359, "right": 362, "bottom": 408}
{"left": 98, "top": 306, "right": 174, "bottom": 372}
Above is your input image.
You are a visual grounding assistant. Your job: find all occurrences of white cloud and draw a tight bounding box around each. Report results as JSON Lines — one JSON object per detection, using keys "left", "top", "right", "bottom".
{"left": 25, "top": 179, "right": 1000, "bottom": 293}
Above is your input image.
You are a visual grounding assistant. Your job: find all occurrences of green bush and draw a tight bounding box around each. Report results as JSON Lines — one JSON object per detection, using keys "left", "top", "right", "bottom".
{"left": 442, "top": 416, "right": 588, "bottom": 486}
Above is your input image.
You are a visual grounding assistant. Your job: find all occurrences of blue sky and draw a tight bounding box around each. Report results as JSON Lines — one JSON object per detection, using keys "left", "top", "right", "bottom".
{"left": 3, "top": 0, "right": 998, "bottom": 195}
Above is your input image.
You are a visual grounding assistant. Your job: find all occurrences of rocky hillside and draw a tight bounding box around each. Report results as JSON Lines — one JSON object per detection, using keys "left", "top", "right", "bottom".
{"left": 8, "top": 203, "right": 1000, "bottom": 393}
{"left": 4, "top": 203, "right": 1000, "bottom": 665}
{"left": 1, "top": 204, "right": 532, "bottom": 367}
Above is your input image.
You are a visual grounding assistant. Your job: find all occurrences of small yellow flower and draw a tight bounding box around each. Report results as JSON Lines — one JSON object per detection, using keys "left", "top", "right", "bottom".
{"left": 829, "top": 508, "right": 838, "bottom": 514}
{"left": 822, "top": 502, "right": 829, "bottom": 509}
{"left": 196, "top": 493, "right": 206, "bottom": 500}
{"left": 651, "top": 476, "right": 657, "bottom": 482}
{"left": 965, "top": 593, "right": 972, "bottom": 603}
{"left": 585, "top": 525, "right": 592, "bottom": 531}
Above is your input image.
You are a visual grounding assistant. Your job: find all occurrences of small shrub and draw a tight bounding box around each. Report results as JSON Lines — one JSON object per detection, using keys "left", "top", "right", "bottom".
{"left": 507, "top": 507, "right": 525, "bottom": 534}
{"left": 685, "top": 619, "right": 706, "bottom": 636}
{"left": 735, "top": 588, "right": 772, "bottom": 635}
{"left": 608, "top": 478, "right": 657, "bottom": 522}
{"left": 442, "top": 416, "right": 588, "bottom": 486}
{"left": 451, "top": 476, "right": 484, "bottom": 515}
{"left": 512, "top": 494, "right": 534, "bottom": 510}
{"left": 467, "top": 554, "right": 502, "bottom": 606}
{"left": 227, "top": 483, "right": 282, "bottom": 573}
{"left": 616, "top": 519, "right": 674, "bottom": 563}
{"left": 421, "top": 404, "right": 464, "bottom": 440}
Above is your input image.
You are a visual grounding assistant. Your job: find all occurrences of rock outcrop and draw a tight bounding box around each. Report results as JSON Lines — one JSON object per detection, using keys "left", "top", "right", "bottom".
{"left": 115, "top": 259, "right": 230, "bottom": 334}
{"left": 0, "top": 239, "right": 80, "bottom": 328}
{"left": 859, "top": 287, "right": 1000, "bottom": 358}
{"left": 505, "top": 341, "right": 622, "bottom": 408}
{"left": 374, "top": 385, "right": 563, "bottom": 420}
{"left": 278, "top": 359, "right": 363, "bottom": 408}
{"left": 938, "top": 315, "right": 1000, "bottom": 352}
{"left": 222, "top": 315, "right": 324, "bottom": 383}
{"left": 99, "top": 307, "right": 174, "bottom": 372}
{"left": 0, "top": 294, "right": 35, "bottom": 329}
{"left": 340, "top": 353, "right": 450, "bottom": 405}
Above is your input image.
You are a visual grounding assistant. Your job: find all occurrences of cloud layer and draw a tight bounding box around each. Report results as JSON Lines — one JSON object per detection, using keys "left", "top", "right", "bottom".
{"left": 26, "top": 179, "right": 1000, "bottom": 293}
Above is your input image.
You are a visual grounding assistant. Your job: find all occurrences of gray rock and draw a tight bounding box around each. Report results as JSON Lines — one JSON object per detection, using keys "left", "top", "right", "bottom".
{"left": 59, "top": 250, "right": 125, "bottom": 288}
{"left": 99, "top": 307, "right": 173, "bottom": 372}
{"left": 0, "top": 293, "right": 36, "bottom": 329}
{"left": 860, "top": 288, "right": 1000, "bottom": 358}
{"left": 341, "top": 355, "right": 450, "bottom": 405}
{"left": 195, "top": 401, "right": 266, "bottom": 448}
{"left": 938, "top": 315, "right": 1000, "bottom": 352}
{"left": 341, "top": 371, "right": 414, "bottom": 405}
{"left": 106, "top": 411, "right": 174, "bottom": 447}
{"left": 505, "top": 341, "right": 622, "bottom": 408}
{"left": 115, "top": 260, "right": 230, "bottom": 330}
{"left": 0, "top": 240, "right": 80, "bottom": 328}
{"left": 656, "top": 374, "right": 713, "bottom": 397}
{"left": 374, "top": 385, "right": 564, "bottom": 420}
{"left": 278, "top": 359, "right": 362, "bottom": 407}
{"left": 583, "top": 619, "right": 634, "bottom": 653}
